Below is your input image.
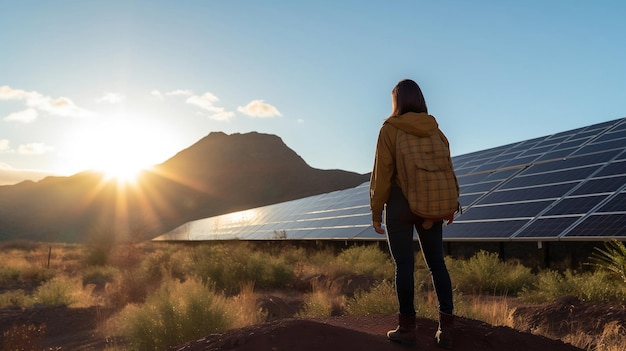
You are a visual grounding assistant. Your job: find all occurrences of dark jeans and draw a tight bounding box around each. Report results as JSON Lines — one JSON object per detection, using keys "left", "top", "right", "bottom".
{"left": 385, "top": 186, "right": 454, "bottom": 316}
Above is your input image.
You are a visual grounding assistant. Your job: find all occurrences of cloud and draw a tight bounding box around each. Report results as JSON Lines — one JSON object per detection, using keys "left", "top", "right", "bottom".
{"left": 96, "top": 92, "right": 125, "bottom": 104}
{"left": 17, "top": 142, "right": 53, "bottom": 155}
{"left": 151, "top": 89, "right": 194, "bottom": 99}
{"left": 0, "top": 140, "right": 51, "bottom": 155}
{"left": 151, "top": 90, "right": 164, "bottom": 99}
{"left": 166, "top": 89, "right": 193, "bottom": 96}
{"left": 0, "top": 86, "right": 39, "bottom": 100}
{"left": 29, "top": 96, "right": 92, "bottom": 117}
{"left": 237, "top": 100, "right": 282, "bottom": 118}
{"left": 186, "top": 92, "right": 220, "bottom": 111}
{"left": 186, "top": 92, "right": 237, "bottom": 121}
{"left": 208, "top": 110, "right": 235, "bottom": 121}
{"left": 4, "top": 108, "right": 38, "bottom": 123}
{"left": 0, "top": 85, "right": 92, "bottom": 118}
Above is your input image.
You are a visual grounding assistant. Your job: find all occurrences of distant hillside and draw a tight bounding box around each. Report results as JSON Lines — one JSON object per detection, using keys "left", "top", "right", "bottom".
{"left": 0, "top": 132, "right": 370, "bottom": 243}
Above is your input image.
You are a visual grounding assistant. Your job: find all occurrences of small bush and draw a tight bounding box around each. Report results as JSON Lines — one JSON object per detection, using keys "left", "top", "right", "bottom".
{"left": 113, "top": 278, "right": 234, "bottom": 350}
{"left": 19, "top": 266, "right": 54, "bottom": 284}
{"left": 345, "top": 280, "right": 397, "bottom": 315}
{"left": 191, "top": 244, "right": 294, "bottom": 293}
{"left": 229, "top": 282, "right": 267, "bottom": 327}
{"left": 0, "top": 290, "right": 34, "bottom": 308}
{"left": 588, "top": 240, "right": 626, "bottom": 283}
{"left": 336, "top": 245, "right": 393, "bottom": 279}
{"left": 447, "top": 250, "right": 536, "bottom": 295}
{"left": 298, "top": 280, "right": 344, "bottom": 318}
{"left": 34, "top": 276, "right": 75, "bottom": 306}
{"left": 82, "top": 265, "right": 119, "bottom": 286}
{"left": 521, "top": 269, "right": 626, "bottom": 302}
{"left": 0, "top": 266, "right": 21, "bottom": 284}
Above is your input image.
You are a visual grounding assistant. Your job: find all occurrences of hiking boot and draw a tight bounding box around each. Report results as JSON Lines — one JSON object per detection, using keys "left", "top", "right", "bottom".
{"left": 435, "top": 311, "right": 454, "bottom": 349}
{"left": 387, "top": 314, "right": 416, "bottom": 347}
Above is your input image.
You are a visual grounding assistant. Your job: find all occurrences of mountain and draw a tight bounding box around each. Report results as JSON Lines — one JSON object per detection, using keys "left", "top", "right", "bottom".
{"left": 0, "top": 132, "right": 370, "bottom": 243}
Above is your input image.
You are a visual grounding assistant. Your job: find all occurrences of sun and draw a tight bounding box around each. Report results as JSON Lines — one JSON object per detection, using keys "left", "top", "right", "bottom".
{"left": 101, "top": 160, "right": 145, "bottom": 184}
{"left": 58, "top": 116, "right": 175, "bottom": 183}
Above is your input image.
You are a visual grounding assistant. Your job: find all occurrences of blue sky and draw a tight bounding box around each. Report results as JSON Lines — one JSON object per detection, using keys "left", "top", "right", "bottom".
{"left": 1, "top": 1, "right": 625, "bottom": 185}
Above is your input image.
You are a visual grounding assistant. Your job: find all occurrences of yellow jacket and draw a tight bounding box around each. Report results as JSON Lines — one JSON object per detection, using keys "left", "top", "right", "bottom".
{"left": 369, "top": 112, "right": 456, "bottom": 223}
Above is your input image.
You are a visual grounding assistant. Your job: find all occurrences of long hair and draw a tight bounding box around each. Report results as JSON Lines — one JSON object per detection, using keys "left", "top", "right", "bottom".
{"left": 390, "top": 79, "right": 428, "bottom": 117}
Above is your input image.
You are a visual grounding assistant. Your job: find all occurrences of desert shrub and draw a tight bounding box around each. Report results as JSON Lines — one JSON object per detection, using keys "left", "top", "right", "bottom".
{"left": 19, "top": 265, "right": 54, "bottom": 284}
{"left": 191, "top": 244, "right": 294, "bottom": 293}
{"left": 274, "top": 245, "right": 309, "bottom": 265}
{"left": 34, "top": 276, "right": 75, "bottom": 306}
{"left": 521, "top": 269, "right": 626, "bottom": 302}
{"left": 138, "top": 251, "right": 171, "bottom": 282}
{"left": 298, "top": 280, "right": 344, "bottom": 318}
{"left": 0, "top": 266, "right": 21, "bottom": 284}
{"left": 0, "top": 290, "right": 34, "bottom": 308}
{"left": 447, "top": 250, "right": 536, "bottom": 295}
{"left": 84, "top": 237, "right": 115, "bottom": 267}
{"left": 113, "top": 278, "right": 234, "bottom": 350}
{"left": 588, "top": 240, "right": 626, "bottom": 283}
{"left": 82, "top": 265, "right": 119, "bottom": 286}
{"left": 298, "top": 247, "right": 339, "bottom": 276}
{"left": 345, "top": 280, "right": 397, "bottom": 315}
{"left": 229, "top": 282, "right": 267, "bottom": 327}
{"left": 104, "top": 262, "right": 168, "bottom": 308}
{"left": 336, "top": 245, "right": 393, "bottom": 279}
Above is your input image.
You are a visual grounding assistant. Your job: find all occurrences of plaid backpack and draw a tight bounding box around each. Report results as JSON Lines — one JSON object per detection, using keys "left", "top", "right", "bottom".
{"left": 394, "top": 128, "right": 460, "bottom": 220}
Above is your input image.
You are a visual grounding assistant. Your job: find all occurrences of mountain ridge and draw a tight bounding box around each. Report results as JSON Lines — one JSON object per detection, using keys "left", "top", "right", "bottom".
{"left": 0, "top": 132, "right": 370, "bottom": 243}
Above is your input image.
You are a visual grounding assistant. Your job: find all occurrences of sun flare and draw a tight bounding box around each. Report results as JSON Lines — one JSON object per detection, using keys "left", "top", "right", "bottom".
{"left": 101, "top": 162, "right": 144, "bottom": 184}
{"left": 59, "top": 116, "right": 175, "bottom": 183}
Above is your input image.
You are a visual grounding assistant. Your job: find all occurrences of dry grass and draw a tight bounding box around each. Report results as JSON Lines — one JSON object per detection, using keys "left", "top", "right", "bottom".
{"left": 1, "top": 241, "right": 625, "bottom": 351}
{"left": 298, "top": 279, "right": 345, "bottom": 318}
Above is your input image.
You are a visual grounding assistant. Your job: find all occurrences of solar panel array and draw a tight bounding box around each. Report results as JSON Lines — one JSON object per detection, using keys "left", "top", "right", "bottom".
{"left": 155, "top": 117, "right": 626, "bottom": 242}
{"left": 155, "top": 182, "right": 381, "bottom": 241}
{"left": 450, "top": 117, "right": 626, "bottom": 241}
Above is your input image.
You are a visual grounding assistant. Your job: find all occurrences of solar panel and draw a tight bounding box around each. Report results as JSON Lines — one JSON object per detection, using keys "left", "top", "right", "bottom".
{"left": 154, "top": 117, "right": 626, "bottom": 242}
{"left": 155, "top": 182, "right": 379, "bottom": 241}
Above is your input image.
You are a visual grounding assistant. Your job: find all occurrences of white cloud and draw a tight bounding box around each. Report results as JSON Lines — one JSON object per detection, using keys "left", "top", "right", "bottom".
{"left": 4, "top": 108, "right": 38, "bottom": 123}
{"left": 166, "top": 89, "right": 193, "bottom": 96}
{"left": 151, "top": 89, "right": 194, "bottom": 99}
{"left": 186, "top": 92, "right": 220, "bottom": 111}
{"left": 0, "top": 85, "right": 39, "bottom": 100}
{"left": 0, "top": 140, "right": 51, "bottom": 155}
{"left": 237, "top": 100, "right": 282, "bottom": 118}
{"left": 29, "top": 96, "right": 92, "bottom": 117}
{"left": 185, "top": 92, "right": 236, "bottom": 121}
{"left": 96, "top": 92, "right": 125, "bottom": 104}
{"left": 151, "top": 90, "right": 164, "bottom": 99}
{"left": 297, "top": 118, "right": 304, "bottom": 124}
{"left": 0, "top": 85, "right": 92, "bottom": 118}
{"left": 17, "top": 142, "right": 52, "bottom": 155}
{"left": 208, "top": 110, "right": 235, "bottom": 121}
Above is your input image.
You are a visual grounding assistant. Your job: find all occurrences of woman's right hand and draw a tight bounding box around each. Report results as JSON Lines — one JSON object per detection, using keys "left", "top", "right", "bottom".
{"left": 373, "top": 221, "right": 385, "bottom": 234}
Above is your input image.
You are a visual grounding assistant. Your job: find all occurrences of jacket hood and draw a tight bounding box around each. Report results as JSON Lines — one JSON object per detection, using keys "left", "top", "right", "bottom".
{"left": 384, "top": 112, "right": 438, "bottom": 137}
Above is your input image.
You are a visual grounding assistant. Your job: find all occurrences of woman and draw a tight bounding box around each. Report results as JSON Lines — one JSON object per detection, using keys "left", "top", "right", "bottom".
{"left": 370, "top": 79, "right": 458, "bottom": 348}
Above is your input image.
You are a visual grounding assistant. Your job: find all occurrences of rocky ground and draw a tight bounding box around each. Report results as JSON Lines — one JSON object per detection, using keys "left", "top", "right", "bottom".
{"left": 1, "top": 295, "right": 624, "bottom": 351}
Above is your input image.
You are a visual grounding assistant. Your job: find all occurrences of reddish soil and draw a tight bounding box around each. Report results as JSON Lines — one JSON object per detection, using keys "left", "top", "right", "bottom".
{"left": 2, "top": 295, "right": 624, "bottom": 351}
